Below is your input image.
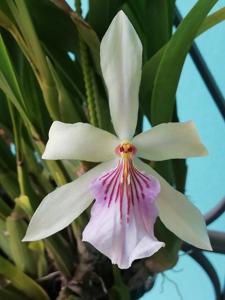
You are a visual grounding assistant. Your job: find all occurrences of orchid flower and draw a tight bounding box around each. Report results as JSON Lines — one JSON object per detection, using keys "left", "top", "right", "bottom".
{"left": 23, "top": 11, "right": 211, "bottom": 269}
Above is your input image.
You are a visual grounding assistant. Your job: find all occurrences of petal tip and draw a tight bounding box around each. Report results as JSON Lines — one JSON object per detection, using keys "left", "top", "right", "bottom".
{"left": 21, "top": 237, "right": 27, "bottom": 242}
{"left": 201, "top": 239, "right": 213, "bottom": 251}
{"left": 22, "top": 222, "right": 52, "bottom": 242}
{"left": 201, "top": 147, "right": 209, "bottom": 156}
{"left": 42, "top": 152, "right": 47, "bottom": 160}
{"left": 161, "top": 241, "right": 166, "bottom": 248}
{"left": 207, "top": 244, "right": 213, "bottom": 252}
{"left": 22, "top": 234, "right": 35, "bottom": 242}
{"left": 42, "top": 150, "right": 52, "bottom": 160}
{"left": 117, "top": 9, "right": 126, "bottom": 17}
{"left": 42, "top": 147, "right": 55, "bottom": 160}
{"left": 114, "top": 10, "right": 129, "bottom": 24}
{"left": 22, "top": 229, "right": 45, "bottom": 242}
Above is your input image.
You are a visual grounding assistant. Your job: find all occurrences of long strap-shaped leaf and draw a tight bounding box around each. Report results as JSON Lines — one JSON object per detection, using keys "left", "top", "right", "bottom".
{"left": 150, "top": 0, "right": 218, "bottom": 125}
{"left": 0, "top": 35, "right": 67, "bottom": 186}
{"left": 0, "top": 255, "right": 50, "bottom": 300}
{"left": 198, "top": 6, "right": 225, "bottom": 35}
{"left": 6, "top": 216, "right": 37, "bottom": 276}
{"left": 140, "top": 5, "right": 225, "bottom": 121}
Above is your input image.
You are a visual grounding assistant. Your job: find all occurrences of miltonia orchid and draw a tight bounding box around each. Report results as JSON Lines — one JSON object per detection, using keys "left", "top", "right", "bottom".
{"left": 23, "top": 11, "right": 212, "bottom": 269}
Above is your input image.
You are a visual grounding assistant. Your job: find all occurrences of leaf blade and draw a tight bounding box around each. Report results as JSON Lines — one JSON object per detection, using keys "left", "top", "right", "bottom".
{"left": 151, "top": 0, "right": 218, "bottom": 125}
{"left": 0, "top": 255, "right": 50, "bottom": 300}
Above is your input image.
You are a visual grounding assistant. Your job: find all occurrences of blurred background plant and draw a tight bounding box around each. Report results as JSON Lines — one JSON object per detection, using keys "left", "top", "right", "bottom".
{"left": 0, "top": 0, "right": 224, "bottom": 299}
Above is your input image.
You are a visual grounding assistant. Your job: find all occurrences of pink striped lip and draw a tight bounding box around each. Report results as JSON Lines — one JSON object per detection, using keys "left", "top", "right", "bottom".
{"left": 95, "top": 142, "right": 159, "bottom": 222}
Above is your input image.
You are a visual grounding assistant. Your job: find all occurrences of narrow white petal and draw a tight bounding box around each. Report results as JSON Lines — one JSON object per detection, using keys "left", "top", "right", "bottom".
{"left": 133, "top": 121, "right": 208, "bottom": 161}
{"left": 134, "top": 159, "right": 212, "bottom": 251}
{"left": 100, "top": 10, "right": 142, "bottom": 140}
{"left": 42, "top": 121, "right": 119, "bottom": 162}
{"left": 23, "top": 159, "right": 117, "bottom": 241}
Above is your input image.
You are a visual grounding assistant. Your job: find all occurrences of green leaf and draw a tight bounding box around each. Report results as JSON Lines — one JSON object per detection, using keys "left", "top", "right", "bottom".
{"left": 198, "top": 6, "right": 225, "bottom": 35}
{"left": 124, "top": 0, "right": 175, "bottom": 61}
{"left": 88, "top": 0, "right": 126, "bottom": 38}
{"left": 0, "top": 2, "right": 20, "bottom": 46}
{"left": 17, "top": 54, "right": 51, "bottom": 140}
{"left": 8, "top": 101, "right": 40, "bottom": 208}
{"left": 0, "top": 34, "right": 34, "bottom": 128}
{"left": 0, "top": 35, "right": 67, "bottom": 186}
{"left": 15, "top": 195, "right": 33, "bottom": 219}
{"left": 140, "top": 1, "right": 222, "bottom": 123}
{"left": 51, "top": 1, "right": 101, "bottom": 72}
{"left": 6, "top": 0, "right": 61, "bottom": 121}
{"left": 45, "top": 235, "right": 74, "bottom": 277}
{"left": 155, "top": 160, "right": 174, "bottom": 186}
{"left": 46, "top": 58, "right": 81, "bottom": 123}
{"left": 21, "top": 136, "right": 52, "bottom": 195}
{"left": 150, "top": 0, "right": 218, "bottom": 125}
{"left": 0, "top": 135, "right": 16, "bottom": 173}
{"left": 173, "top": 159, "right": 187, "bottom": 193}
{"left": 0, "top": 169, "right": 19, "bottom": 199}
{"left": 6, "top": 215, "right": 37, "bottom": 276}
{"left": 0, "top": 90, "right": 11, "bottom": 130}
{"left": 0, "top": 34, "right": 24, "bottom": 107}
{"left": 71, "top": 13, "right": 101, "bottom": 73}
{"left": 9, "top": 0, "right": 50, "bottom": 82}
{"left": 123, "top": 1, "right": 175, "bottom": 119}
{"left": 28, "top": 240, "right": 48, "bottom": 277}
{"left": 147, "top": 219, "right": 181, "bottom": 273}
{"left": 0, "top": 197, "right": 11, "bottom": 217}
{"left": 0, "top": 287, "right": 28, "bottom": 300}
{"left": 0, "top": 216, "right": 12, "bottom": 258}
{"left": 172, "top": 106, "right": 188, "bottom": 193}
{"left": 44, "top": 45, "right": 86, "bottom": 104}
{"left": 140, "top": 47, "right": 164, "bottom": 120}
{"left": 26, "top": 0, "right": 79, "bottom": 54}
{"left": 0, "top": 255, "right": 50, "bottom": 300}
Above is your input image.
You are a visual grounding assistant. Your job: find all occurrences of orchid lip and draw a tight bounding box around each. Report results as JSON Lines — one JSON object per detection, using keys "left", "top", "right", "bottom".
{"left": 97, "top": 148, "right": 159, "bottom": 223}
{"left": 83, "top": 154, "right": 163, "bottom": 268}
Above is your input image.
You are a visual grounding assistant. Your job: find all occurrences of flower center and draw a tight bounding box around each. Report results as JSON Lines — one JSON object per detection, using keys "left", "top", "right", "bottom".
{"left": 115, "top": 142, "right": 137, "bottom": 159}
{"left": 114, "top": 142, "right": 137, "bottom": 179}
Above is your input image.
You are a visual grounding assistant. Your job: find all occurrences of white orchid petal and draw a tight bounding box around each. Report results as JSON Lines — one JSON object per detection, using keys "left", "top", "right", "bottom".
{"left": 100, "top": 10, "right": 142, "bottom": 140}
{"left": 133, "top": 121, "right": 208, "bottom": 161}
{"left": 134, "top": 159, "right": 212, "bottom": 251}
{"left": 23, "top": 159, "right": 118, "bottom": 241}
{"left": 42, "top": 121, "right": 119, "bottom": 162}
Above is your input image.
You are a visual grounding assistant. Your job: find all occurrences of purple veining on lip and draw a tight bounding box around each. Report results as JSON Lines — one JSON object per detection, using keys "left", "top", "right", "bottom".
{"left": 82, "top": 145, "right": 165, "bottom": 269}
{"left": 97, "top": 159, "right": 159, "bottom": 222}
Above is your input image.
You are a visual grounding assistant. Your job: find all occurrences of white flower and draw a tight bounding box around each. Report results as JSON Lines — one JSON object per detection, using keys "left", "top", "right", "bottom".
{"left": 23, "top": 11, "right": 211, "bottom": 269}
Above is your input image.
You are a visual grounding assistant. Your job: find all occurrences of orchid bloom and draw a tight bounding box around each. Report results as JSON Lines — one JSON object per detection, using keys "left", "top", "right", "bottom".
{"left": 23, "top": 11, "right": 211, "bottom": 269}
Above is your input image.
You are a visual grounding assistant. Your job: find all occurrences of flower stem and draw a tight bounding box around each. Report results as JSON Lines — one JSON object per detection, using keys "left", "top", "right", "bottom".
{"left": 75, "top": 0, "right": 98, "bottom": 127}
{"left": 80, "top": 42, "right": 98, "bottom": 126}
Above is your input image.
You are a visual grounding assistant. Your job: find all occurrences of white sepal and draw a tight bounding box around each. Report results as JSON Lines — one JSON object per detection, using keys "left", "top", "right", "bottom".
{"left": 42, "top": 121, "right": 119, "bottom": 162}
{"left": 100, "top": 11, "right": 142, "bottom": 140}
{"left": 133, "top": 121, "right": 208, "bottom": 161}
